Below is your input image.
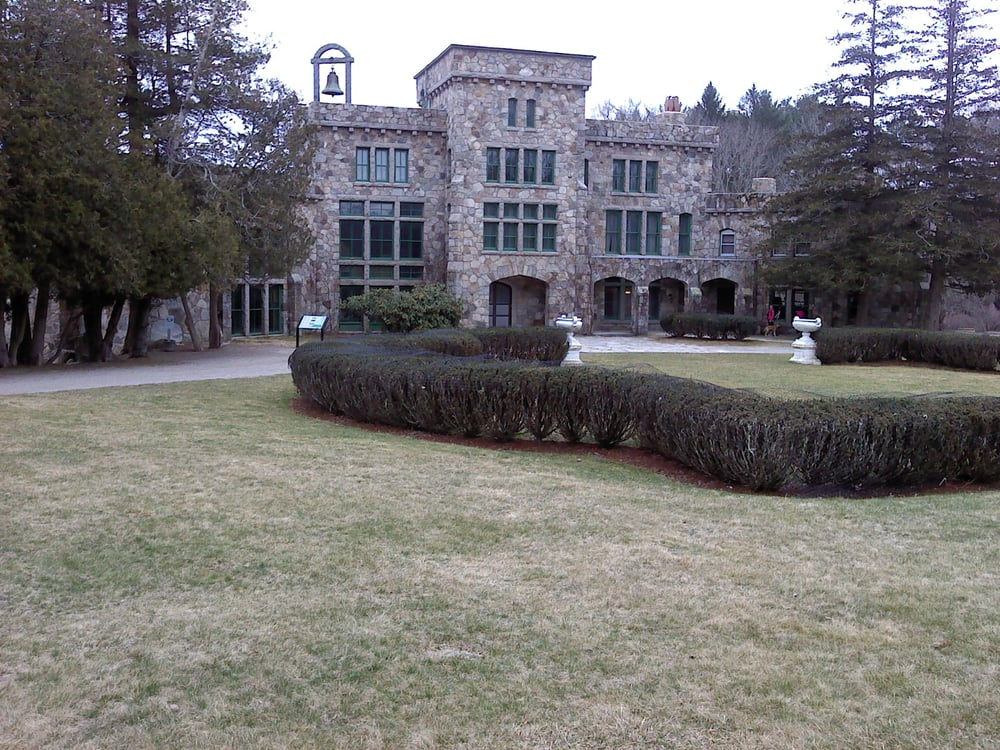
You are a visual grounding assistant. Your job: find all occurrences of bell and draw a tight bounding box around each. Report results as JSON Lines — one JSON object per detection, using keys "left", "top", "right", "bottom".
{"left": 321, "top": 69, "right": 344, "bottom": 97}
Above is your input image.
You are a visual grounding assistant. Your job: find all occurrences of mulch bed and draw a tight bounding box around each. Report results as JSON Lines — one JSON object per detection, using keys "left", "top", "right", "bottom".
{"left": 291, "top": 397, "right": 999, "bottom": 499}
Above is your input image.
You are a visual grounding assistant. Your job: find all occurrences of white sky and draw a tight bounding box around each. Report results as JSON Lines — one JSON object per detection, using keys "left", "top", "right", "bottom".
{"left": 242, "top": 0, "right": 850, "bottom": 113}
{"left": 242, "top": 0, "right": 997, "bottom": 114}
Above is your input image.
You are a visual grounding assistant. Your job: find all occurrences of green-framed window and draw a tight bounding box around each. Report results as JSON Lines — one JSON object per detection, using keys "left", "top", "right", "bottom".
{"left": 612, "top": 160, "right": 626, "bottom": 192}
{"left": 523, "top": 149, "right": 537, "bottom": 183}
{"left": 507, "top": 98, "right": 518, "bottom": 127}
{"left": 541, "top": 151, "right": 555, "bottom": 184}
{"left": 370, "top": 221, "right": 394, "bottom": 259}
{"left": 339, "top": 219, "right": 365, "bottom": 258}
{"left": 720, "top": 229, "right": 736, "bottom": 256}
{"left": 504, "top": 149, "right": 519, "bottom": 183}
{"left": 355, "top": 148, "right": 370, "bottom": 181}
{"left": 645, "top": 212, "right": 662, "bottom": 255}
{"left": 525, "top": 98, "right": 536, "bottom": 128}
{"left": 625, "top": 211, "right": 643, "bottom": 253}
{"left": 394, "top": 149, "right": 409, "bottom": 183}
{"left": 645, "top": 161, "right": 658, "bottom": 193}
{"left": 400, "top": 222, "right": 423, "bottom": 259}
{"left": 374, "top": 148, "right": 390, "bottom": 182}
{"left": 605, "top": 210, "right": 622, "bottom": 254}
{"left": 486, "top": 148, "right": 501, "bottom": 182}
{"left": 678, "top": 213, "right": 692, "bottom": 256}
{"left": 628, "top": 161, "right": 642, "bottom": 192}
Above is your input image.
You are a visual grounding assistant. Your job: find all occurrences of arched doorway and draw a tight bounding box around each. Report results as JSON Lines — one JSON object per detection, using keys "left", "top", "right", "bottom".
{"left": 490, "top": 276, "right": 548, "bottom": 327}
{"left": 649, "top": 278, "right": 685, "bottom": 322}
{"left": 593, "top": 277, "right": 635, "bottom": 331}
{"left": 701, "top": 278, "right": 737, "bottom": 315}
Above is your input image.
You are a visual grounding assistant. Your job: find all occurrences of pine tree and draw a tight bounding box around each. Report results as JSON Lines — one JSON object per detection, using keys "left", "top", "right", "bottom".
{"left": 905, "top": 0, "right": 1000, "bottom": 328}
{"left": 758, "top": 0, "right": 925, "bottom": 324}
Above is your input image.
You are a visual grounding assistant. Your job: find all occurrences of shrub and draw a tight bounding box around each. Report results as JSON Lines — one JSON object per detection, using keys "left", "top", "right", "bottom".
{"left": 660, "top": 312, "right": 759, "bottom": 340}
{"left": 289, "top": 328, "right": 1000, "bottom": 493}
{"left": 816, "top": 327, "right": 1000, "bottom": 371}
{"left": 341, "top": 284, "right": 463, "bottom": 332}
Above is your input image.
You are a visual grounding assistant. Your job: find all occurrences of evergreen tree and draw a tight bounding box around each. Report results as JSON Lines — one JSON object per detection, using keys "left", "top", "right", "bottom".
{"left": 689, "top": 81, "right": 727, "bottom": 125}
{"left": 758, "top": 0, "right": 925, "bottom": 324}
{"left": 905, "top": 0, "right": 1000, "bottom": 328}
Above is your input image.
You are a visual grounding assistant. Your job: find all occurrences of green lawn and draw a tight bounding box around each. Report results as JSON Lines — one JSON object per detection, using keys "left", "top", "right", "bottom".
{"left": 1, "top": 373, "right": 998, "bottom": 748}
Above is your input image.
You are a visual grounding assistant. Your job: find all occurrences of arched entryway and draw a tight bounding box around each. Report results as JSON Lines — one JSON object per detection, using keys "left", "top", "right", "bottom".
{"left": 489, "top": 276, "right": 548, "bottom": 327}
{"left": 593, "top": 276, "right": 635, "bottom": 331}
{"left": 649, "top": 278, "right": 685, "bottom": 322}
{"left": 701, "top": 278, "right": 737, "bottom": 315}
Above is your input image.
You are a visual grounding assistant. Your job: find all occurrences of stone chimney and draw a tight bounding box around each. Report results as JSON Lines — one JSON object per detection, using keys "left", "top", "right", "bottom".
{"left": 656, "top": 95, "right": 686, "bottom": 124}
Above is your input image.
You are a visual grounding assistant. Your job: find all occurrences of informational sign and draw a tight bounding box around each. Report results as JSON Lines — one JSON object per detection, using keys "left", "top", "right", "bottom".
{"left": 296, "top": 315, "right": 329, "bottom": 346}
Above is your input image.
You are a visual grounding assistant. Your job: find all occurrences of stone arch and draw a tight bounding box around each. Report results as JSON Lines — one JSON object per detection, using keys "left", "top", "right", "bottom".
{"left": 700, "top": 278, "right": 738, "bottom": 315}
{"left": 648, "top": 277, "right": 686, "bottom": 323}
{"left": 593, "top": 276, "right": 636, "bottom": 331}
{"left": 490, "top": 275, "right": 548, "bottom": 327}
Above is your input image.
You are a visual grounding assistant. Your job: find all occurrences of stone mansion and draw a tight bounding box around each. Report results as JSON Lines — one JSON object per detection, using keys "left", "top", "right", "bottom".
{"left": 236, "top": 44, "right": 788, "bottom": 337}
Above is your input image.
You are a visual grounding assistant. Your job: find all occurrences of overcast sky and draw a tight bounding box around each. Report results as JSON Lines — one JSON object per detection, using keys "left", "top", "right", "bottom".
{"left": 241, "top": 0, "right": 995, "bottom": 114}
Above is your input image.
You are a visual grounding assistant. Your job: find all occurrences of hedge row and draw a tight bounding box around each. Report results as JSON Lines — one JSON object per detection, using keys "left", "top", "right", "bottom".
{"left": 660, "top": 313, "right": 759, "bottom": 340}
{"left": 289, "top": 329, "right": 1000, "bottom": 493}
{"left": 816, "top": 327, "right": 1000, "bottom": 371}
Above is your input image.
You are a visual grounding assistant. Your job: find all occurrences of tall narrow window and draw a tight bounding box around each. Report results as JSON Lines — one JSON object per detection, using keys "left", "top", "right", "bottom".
{"left": 504, "top": 149, "right": 519, "bottom": 183}
{"left": 394, "top": 149, "right": 409, "bottom": 182}
{"left": 525, "top": 98, "right": 536, "bottom": 128}
{"left": 486, "top": 147, "right": 501, "bottom": 182}
{"left": 645, "top": 161, "right": 658, "bottom": 193}
{"left": 720, "top": 229, "right": 736, "bottom": 256}
{"left": 523, "top": 149, "right": 537, "bottom": 183}
{"left": 339, "top": 219, "right": 365, "bottom": 258}
{"left": 483, "top": 203, "right": 500, "bottom": 251}
{"left": 370, "top": 221, "right": 394, "bottom": 259}
{"left": 625, "top": 211, "right": 643, "bottom": 253}
{"left": 612, "top": 160, "right": 626, "bottom": 192}
{"left": 628, "top": 161, "right": 642, "bottom": 192}
{"left": 542, "top": 205, "right": 557, "bottom": 252}
{"left": 541, "top": 151, "right": 555, "bottom": 184}
{"left": 374, "top": 148, "right": 390, "bottom": 182}
{"left": 645, "top": 212, "right": 662, "bottom": 255}
{"left": 522, "top": 204, "right": 538, "bottom": 251}
{"left": 507, "top": 98, "right": 518, "bottom": 127}
{"left": 678, "top": 213, "right": 692, "bottom": 256}
{"left": 605, "top": 210, "right": 622, "bottom": 254}
{"left": 355, "top": 148, "right": 370, "bottom": 181}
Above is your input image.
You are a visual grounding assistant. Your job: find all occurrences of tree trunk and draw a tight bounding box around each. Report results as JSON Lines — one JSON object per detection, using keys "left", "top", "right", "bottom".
{"left": 9, "top": 292, "right": 31, "bottom": 366}
{"left": 180, "top": 293, "right": 203, "bottom": 351}
{"left": 855, "top": 288, "right": 872, "bottom": 327}
{"left": 922, "top": 261, "right": 947, "bottom": 330}
{"left": 28, "top": 281, "right": 50, "bottom": 366}
{"left": 0, "top": 287, "right": 10, "bottom": 368}
{"left": 101, "top": 298, "right": 125, "bottom": 361}
{"left": 208, "top": 285, "right": 223, "bottom": 349}
{"left": 123, "top": 295, "right": 153, "bottom": 358}
{"left": 82, "top": 301, "right": 106, "bottom": 362}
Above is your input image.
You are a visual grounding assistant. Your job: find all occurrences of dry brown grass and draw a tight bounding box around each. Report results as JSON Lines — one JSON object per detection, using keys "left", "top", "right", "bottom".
{"left": 1, "top": 375, "right": 998, "bottom": 748}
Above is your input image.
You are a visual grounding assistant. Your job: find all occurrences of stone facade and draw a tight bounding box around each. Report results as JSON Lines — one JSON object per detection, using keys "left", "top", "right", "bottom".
{"left": 298, "top": 44, "right": 773, "bottom": 335}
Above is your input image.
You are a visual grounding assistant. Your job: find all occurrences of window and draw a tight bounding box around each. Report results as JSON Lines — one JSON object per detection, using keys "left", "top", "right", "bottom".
{"left": 370, "top": 221, "right": 394, "bottom": 259}
{"left": 374, "top": 148, "right": 390, "bottom": 182}
{"left": 583, "top": 159, "right": 590, "bottom": 187}
{"left": 340, "top": 219, "right": 365, "bottom": 258}
{"left": 486, "top": 148, "right": 501, "bottom": 182}
{"left": 400, "top": 222, "right": 423, "bottom": 259}
{"left": 394, "top": 149, "right": 409, "bottom": 183}
{"left": 628, "top": 161, "right": 642, "bottom": 193}
{"left": 605, "top": 210, "right": 622, "bottom": 254}
{"left": 626, "top": 211, "right": 643, "bottom": 253}
{"left": 484, "top": 203, "right": 557, "bottom": 253}
{"left": 504, "top": 149, "right": 519, "bottom": 183}
{"left": 525, "top": 98, "right": 536, "bottom": 128}
{"left": 355, "top": 148, "right": 409, "bottom": 183}
{"left": 794, "top": 241, "right": 811, "bottom": 257}
{"left": 678, "top": 213, "right": 692, "bottom": 256}
{"left": 720, "top": 230, "right": 736, "bottom": 256}
{"left": 541, "top": 151, "right": 555, "bottom": 184}
{"left": 355, "top": 148, "right": 370, "bottom": 182}
{"left": 507, "top": 98, "right": 518, "bottom": 127}
{"left": 645, "top": 162, "right": 658, "bottom": 193}
{"left": 612, "top": 160, "right": 626, "bottom": 192}
{"left": 646, "top": 212, "right": 662, "bottom": 255}
{"left": 523, "top": 149, "right": 537, "bottom": 183}
{"left": 268, "top": 284, "right": 285, "bottom": 334}
{"left": 336, "top": 201, "right": 426, "bottom": 326}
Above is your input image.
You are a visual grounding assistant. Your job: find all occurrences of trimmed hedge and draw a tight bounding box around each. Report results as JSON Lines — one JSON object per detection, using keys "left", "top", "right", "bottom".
{"left": 289, "top": 328, "right": 1000, "bottom": 493}
{"left": 816, "top": 327, "right": 1000, "bottom": 371}
{"left": 660, "top": 312, "right": 759, "bottom": 340}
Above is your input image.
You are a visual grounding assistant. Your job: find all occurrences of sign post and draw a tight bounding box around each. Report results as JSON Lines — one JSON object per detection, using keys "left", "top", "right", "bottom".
{"left": 296, "top": 315, "right": 329, "bottom": 347}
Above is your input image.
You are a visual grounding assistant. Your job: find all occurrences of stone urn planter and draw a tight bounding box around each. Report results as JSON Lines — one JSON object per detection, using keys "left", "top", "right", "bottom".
{"left": 790, "top": 316, "right": 822, "bottom": 365}
{"left": 554, "top": 313, "right": 583, "bottom": 365}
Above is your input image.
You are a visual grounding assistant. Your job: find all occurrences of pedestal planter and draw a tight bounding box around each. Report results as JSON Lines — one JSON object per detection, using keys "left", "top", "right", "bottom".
{"left": 554, "top": 314, "right": 583, "bottom": 365}
{"left": 790, "top": 316, "right": 822, "bottom": 365}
